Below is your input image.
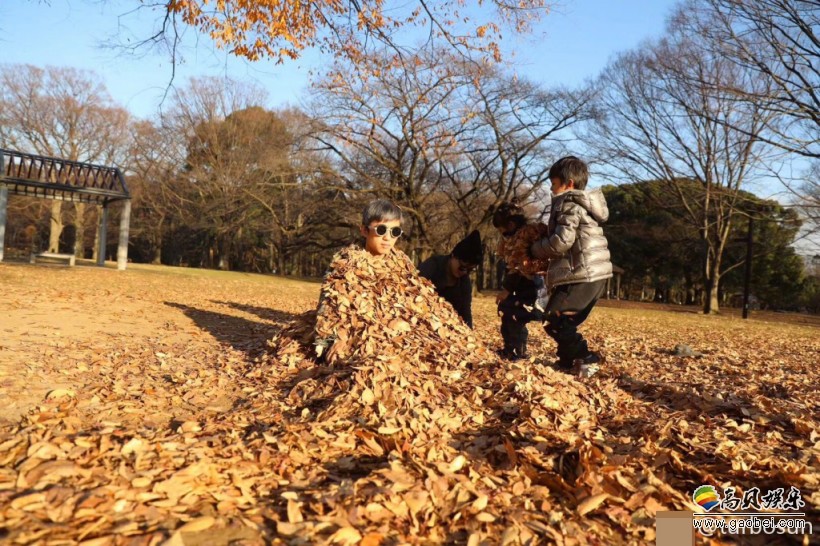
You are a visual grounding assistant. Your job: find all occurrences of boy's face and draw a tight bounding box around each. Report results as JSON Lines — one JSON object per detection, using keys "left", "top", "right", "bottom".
{"left": 449, "top": 256, "right": 477, "bottom": 279}
{"left": 550, "top": 177, "right": 574, "bottom": 196}
{"left": 360, "top": 219, "right": 402, "bottom": 256}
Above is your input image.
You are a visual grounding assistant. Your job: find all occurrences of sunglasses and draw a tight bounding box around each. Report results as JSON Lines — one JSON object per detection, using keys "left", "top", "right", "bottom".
{"left": 458, "top": 260, "right": 478, "bottom": 273}
{"left": 367, "top": 224, "right": 403, "bottom": 238}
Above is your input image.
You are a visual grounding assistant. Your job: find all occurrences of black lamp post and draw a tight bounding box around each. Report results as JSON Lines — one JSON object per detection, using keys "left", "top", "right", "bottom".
{"left": 742, "top": 216, "right": 754, "bottom": 319}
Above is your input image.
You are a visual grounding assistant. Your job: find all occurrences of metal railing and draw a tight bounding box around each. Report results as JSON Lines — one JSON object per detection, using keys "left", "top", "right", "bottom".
{"left": 0, "top": 148, "right": 130, "bottom": 203}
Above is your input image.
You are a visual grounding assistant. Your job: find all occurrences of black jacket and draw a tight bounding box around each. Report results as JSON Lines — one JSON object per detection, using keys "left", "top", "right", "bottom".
{"left": 418, "top": 254, "right": 473, "bottom": 328}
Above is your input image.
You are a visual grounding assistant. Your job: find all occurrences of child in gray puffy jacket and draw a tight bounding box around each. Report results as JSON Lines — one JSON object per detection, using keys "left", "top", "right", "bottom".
{"left": 530, "top": 156, "right": 613, "bottom": 378}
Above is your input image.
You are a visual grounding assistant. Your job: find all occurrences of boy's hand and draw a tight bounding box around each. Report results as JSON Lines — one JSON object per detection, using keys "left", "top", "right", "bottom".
{"left": 496, "top": 289, "right": 510, "bottom": 304}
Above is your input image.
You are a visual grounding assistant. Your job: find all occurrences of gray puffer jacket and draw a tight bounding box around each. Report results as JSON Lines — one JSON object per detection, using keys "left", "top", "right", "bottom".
{"left": 530, "top": 189, "right": 613, "bottom": 288}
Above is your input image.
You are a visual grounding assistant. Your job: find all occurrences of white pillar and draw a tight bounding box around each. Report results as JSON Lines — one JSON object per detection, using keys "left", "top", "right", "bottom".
{"left": 117, "top": 199, "right": 131, "bottom": 271}
{"left": 0, "top": 186, "right": 7, "bottom": 262}
{"left": 97, "top": 202, "right": 108, "bottom": 266}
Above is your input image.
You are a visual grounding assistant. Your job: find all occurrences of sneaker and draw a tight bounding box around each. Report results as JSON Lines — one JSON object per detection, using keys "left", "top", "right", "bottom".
{"left": 552, "top": 358, "right": 573, "bottom": 371}
{"left": 496, "top": 347, "right": 527, "bottom": 362}
{"left": 572, "top": 353, "right": 602, "bottom": 378}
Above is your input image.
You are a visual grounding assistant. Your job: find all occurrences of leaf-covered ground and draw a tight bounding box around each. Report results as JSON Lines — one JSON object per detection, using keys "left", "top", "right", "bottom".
{"left": 0, "top": 261, "right": 817, "bottom": 545}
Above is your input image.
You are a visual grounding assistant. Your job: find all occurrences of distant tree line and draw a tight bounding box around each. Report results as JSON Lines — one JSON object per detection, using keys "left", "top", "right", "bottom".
{"left": 603, "top": 181, "right": 819, "bottom": 312}
{"left": 0, "top": 0, "right": 817, "bottom": 314}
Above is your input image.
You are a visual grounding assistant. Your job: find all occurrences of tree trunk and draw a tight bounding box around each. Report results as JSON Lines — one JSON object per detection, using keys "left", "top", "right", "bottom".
{"left": 683, "top": 271, "right": 695, "bottom": 305}
{"left": 706, "top": 275, "right": 720, "bottom": 314}
{"left": 92, "top": 217, "right": 99, "bottom": 262}
{"left": 703, "top": 242, "right": 724, "bottom": 314}
{"left": 704, "top": 266, "right": 721, "bottom": 314}
{"left": 74, "top": 202, "right": 86, "bottom": 258}
{"left": 48, "top": 201, "right": 63, "bottom": 253}
{"left": 217, "top": 239, "right": 229, "bottom": 270}
{"left": 151, "top": 218, "right": 164, "bottom": 265}
{"left": 277, "top": 247, "right": 285, "bottom": 276}
{"left": 484, "top": 251, "right": 494, "bottom": 291}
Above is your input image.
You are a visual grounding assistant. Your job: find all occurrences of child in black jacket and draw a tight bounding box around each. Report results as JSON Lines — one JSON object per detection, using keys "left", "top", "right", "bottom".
{"left": 492, "top": 203, "right": 546, "bottom": 360}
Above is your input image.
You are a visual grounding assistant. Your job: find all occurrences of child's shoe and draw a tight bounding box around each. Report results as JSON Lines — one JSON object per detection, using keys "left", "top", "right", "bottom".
{"left": 550, "top": 358, "right": 573, "bottom": 371}
{"left": 572, "top": 352, "right": 602, "bottom": 378}
{"left": 496, "top": 344, "right": 527, "bottom": 361}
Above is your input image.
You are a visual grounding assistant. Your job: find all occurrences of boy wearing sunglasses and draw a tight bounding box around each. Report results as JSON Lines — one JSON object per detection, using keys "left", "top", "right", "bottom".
{"left": 314, "top": 199, "right": 404, "bottom": 358}
{"left": 418, "top": 230, "right": 483, "bottom": 328}
{"left": 360, "top": 200, "right": 404, "bottom": 257}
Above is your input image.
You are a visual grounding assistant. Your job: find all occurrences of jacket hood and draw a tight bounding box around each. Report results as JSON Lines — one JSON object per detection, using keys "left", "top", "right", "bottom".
{"left": 556, "top": 188, "right": 609, "bottom": 223}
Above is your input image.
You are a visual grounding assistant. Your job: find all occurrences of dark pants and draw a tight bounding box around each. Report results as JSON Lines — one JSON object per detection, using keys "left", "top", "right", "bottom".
{"left": 543, "top": 280, "right": 606, "bottom": 366}
{"left": 498, "top": 295, "right": 543, "bottom": 356}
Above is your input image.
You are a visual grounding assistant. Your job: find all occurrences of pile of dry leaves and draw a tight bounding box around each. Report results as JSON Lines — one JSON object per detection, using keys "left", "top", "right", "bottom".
{"left": 497, "top": 224, "right": 550, "bottom": 276}
{"left": 255, "top": 246, "right": 650, "bottom": 543}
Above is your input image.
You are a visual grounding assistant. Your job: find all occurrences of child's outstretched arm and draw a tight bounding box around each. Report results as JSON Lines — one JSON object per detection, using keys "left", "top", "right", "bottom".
{"left": 530, "top": 203, "right": 581, "bottom": 259}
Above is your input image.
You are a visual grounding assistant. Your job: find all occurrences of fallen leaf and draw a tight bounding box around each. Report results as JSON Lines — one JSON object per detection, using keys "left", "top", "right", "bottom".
{"left": 577, "top": 493, "right": 609, "bottom": 516}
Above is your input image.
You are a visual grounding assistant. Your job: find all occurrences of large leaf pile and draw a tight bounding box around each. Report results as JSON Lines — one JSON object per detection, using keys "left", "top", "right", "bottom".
{"left": 0, "top": 260, "right": 817, "bottom": 545}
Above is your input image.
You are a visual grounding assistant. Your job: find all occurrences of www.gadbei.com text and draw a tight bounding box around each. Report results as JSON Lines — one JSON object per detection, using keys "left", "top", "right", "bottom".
{"left": 693, "top": 515, "right": 812, "bottom": 536}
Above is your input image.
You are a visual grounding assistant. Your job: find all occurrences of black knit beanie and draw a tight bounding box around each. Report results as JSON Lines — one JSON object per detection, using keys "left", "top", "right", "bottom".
{"left": 452, "top": 230, "right": 483, "bottom": 264}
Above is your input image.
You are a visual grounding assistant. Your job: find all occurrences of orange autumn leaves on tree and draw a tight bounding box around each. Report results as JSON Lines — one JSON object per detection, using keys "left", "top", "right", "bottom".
{"left": 162, "top": 0, "right": 549, "bottom": 63}
{"left": 165, "top": 0, "right": 345, "bottom": 61}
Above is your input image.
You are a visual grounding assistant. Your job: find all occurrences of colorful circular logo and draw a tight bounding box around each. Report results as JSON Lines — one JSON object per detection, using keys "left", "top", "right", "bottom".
{"left": 693, "top": 485, "right": 720, "bottom": 511}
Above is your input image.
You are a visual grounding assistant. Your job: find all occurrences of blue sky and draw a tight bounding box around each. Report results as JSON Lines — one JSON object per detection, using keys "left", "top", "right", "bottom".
{"left": 0, "top": 0, "right": 679, "bottom": 119}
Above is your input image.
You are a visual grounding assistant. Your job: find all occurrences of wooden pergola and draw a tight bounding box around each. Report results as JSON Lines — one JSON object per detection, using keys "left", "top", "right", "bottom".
{"left": 0, "top": 148, "right": 132, "bottom": 270}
